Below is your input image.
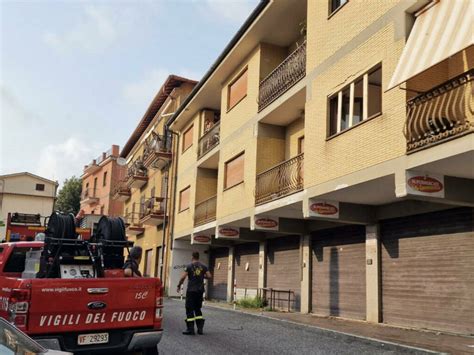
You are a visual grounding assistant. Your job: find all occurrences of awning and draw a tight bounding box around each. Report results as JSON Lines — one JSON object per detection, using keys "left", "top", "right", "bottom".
{"left": 387, "top": 0, "right": 474, "bottom": 90}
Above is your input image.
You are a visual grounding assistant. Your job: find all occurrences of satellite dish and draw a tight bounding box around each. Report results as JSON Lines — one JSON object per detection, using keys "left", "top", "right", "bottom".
{"left": 117, "top": 157, "right": 127, "bottom": 166}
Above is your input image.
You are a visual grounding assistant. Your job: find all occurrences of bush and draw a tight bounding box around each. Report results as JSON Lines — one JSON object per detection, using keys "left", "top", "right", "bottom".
{"left": 236, "top": 296, "right": 266, "bottom": 309}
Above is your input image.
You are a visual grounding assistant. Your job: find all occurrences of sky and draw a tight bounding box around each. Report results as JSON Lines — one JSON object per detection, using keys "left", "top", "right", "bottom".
{"left": 0, "top": 0, "right": 258, "bottom": 185}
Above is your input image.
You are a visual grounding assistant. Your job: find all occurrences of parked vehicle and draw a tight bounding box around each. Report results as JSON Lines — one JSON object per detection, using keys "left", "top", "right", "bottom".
{"left": 0, "top": 212, "right": 163, "bottom": 354}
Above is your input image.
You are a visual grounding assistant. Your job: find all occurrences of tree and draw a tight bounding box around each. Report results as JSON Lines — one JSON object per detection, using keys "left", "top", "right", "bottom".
{"left": 55, "top": 176, "right": 82, "bottom": 214}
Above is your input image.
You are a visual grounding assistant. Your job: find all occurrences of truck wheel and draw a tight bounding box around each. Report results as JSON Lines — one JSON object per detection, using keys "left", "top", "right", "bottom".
{"left": 142, "top": 346, "right": 159, "bottom": 355}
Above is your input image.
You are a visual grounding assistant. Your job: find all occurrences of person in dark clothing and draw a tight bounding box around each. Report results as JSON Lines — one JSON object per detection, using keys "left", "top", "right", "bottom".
{"left": 123, "top": 246, "right": 143, "bottom": 277}
{"left": 177, "top": 251, "right": 212, "bottom": 335}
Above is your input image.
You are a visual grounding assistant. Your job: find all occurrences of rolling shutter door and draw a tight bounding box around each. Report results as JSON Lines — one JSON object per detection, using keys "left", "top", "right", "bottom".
{"left": 266, "top": 236, "right": 301, "bottom": 311}
{"left": 381, "top": 207, "right": 474, "bottom": 335}
{"left": 312, "top": 225, "right": 366, "bottom": 320}
{"left": 208, "top": 247, "right": 228, "bottom": 301}
{"left": 234, "top": 242, "right": 259, "bottom": 299}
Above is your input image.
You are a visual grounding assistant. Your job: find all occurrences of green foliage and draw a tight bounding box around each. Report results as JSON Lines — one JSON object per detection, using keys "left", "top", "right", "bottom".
{"left": 55, "top": 176, "right": 82, "bottom": 214}
{"left": 236, "top": 296, "right": 266, "bottom": 309}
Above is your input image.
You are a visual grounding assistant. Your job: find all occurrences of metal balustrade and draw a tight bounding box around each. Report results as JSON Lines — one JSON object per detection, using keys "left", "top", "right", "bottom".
{"left": 405, "top": 70, "right": 474, "bottom": 152}
{"left": 198, "top": 123, "right": 220, "bottom": 158}
{"left": 258, "top": 41, "right": 306, "bottom": 112}
{"left": 194, "top": 195, "right": 217, "bottom": 226}
{"left": 255, "top": 154, "right": 304, "bottom": 205}
{"left": 143, "top": 132, "right": 172, "bottom": 167}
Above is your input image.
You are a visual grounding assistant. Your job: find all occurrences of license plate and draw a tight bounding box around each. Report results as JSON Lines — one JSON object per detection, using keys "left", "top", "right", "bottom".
{"left": 77, "top": 332, "right": 109, "bottom": 346}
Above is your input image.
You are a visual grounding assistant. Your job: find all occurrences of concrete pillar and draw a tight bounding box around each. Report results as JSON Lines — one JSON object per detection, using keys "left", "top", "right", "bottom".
{"left": 258, "top": 240, "right": 266, "bottom": 289}
{"left": 366, "top": 224, "right": 381, "bottom": 323}
{"left": 227, "top": 246, "right": 235, "bottom": 303}
{"left": 300, "top": 234, "right": 311, "bottom": 313}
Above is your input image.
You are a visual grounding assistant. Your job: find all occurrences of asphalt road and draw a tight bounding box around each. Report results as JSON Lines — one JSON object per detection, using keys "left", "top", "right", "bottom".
{"left": 158, "top": 299, "right": 432, "bottom": 355}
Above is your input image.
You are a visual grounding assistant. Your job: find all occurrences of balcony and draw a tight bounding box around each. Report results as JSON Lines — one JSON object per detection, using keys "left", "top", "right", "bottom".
{"left": 112, "top": 183, "right": 131, "bottom": 201}
{"left": 258, "top": 41, "right": 306, "bottom": 112}
{"left": 255, "top": 153, "right": 304, "bottom": 205}
{"left": 198, "top": 122, "right": 220, "bottom": 159}
{"left": 405, "top": 70, "right": 473, "bottom": 153}
{"left": 83, "top": 160, "right": 100, "bottom": 175}
{"left": 143, "top": 132, "right": 172, "bottom": 169}
{"left": 139, "top": 197, "right": 166, "bottom": 226}
{"left": 124, "top": 213, "right": 144, "bottom": 236}
{"left": 81, "top": 188, "right": 99, "bottom": 205}
{"left": 126, "top": 160, "right": 148, "bottom": 189}
{"left": 194, "top": 195, "right": 217, "bottom": 226}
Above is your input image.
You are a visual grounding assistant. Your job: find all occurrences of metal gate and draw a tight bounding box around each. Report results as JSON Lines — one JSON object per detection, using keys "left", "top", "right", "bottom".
{"left": 381, "top": 207, "right": 474, "bottom": 335}
{"left": 208, "top": 247, "right": 229, "bottom": 301}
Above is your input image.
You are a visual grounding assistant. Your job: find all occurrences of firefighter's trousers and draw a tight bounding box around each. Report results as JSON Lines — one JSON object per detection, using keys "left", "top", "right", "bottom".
{"left": 185, "top": 291, "right": 204, "bottom": 321}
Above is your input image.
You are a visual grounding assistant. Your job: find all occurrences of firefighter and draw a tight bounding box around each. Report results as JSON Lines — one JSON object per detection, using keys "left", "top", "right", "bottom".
{"left": 177, "top": 251, "right": 212, "bottom": 335}
{"left": 123, "top": 246, "right": 143, "bottom": 277}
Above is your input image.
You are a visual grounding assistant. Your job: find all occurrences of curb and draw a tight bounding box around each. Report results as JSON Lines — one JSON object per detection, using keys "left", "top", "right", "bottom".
{"left": 170, "top": 299, "right": 445, "bottom": 355}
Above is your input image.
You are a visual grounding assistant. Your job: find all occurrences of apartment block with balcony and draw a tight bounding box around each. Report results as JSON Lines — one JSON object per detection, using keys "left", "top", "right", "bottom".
{"left": 166, "top": 0, "right": 473, "bottom": 335}
{"left": 80, "top": 145, "right": 126, "bottom": 217}
{"left": 119, "top": 75, "right": 197, "bottom": 284}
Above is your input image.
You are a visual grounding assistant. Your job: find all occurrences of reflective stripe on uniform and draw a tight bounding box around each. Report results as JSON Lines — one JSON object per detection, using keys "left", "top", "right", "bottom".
{"left": 186, "top": 317, "right": 195, "bottom": 321}
{"left": 194, "top": 316, "right": 204, "bottom": 320}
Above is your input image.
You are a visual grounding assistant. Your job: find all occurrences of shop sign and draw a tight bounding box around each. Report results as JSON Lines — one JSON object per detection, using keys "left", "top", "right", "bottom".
{"left": 191, "top": 234, "right": 211, "bottom": 245}
{"left": 254, "top": 216, "right": 279, "bottom": 231}
{"left": 406, "top": 171, "right": 444, "bottom": 198}
{"left": 309, "top": 200, "right": 339, "bottom": 219}
{"left": 216, "top": 227, "right": 240, "bottom": 239}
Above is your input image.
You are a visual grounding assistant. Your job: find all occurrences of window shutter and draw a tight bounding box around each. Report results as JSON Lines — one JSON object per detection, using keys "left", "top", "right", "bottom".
{"left": 182, "top": 125, "right": 194, "bottom": 152}
{"left": 225, "top": 153, "right": 245, "bottom": 188}
{"left": 228, "top": 68, "right": 248, "bottom": 110}
{"left": 179, "top": 186, "right": 190, "bottom": 211}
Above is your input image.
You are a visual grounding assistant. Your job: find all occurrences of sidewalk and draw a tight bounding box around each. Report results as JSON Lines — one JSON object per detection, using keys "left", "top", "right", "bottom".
{"left": 202, "top": 300, "right": 474, "bottom": 355}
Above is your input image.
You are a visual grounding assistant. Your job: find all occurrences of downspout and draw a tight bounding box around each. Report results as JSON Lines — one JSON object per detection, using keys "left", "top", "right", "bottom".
{"left": 160, "top": 128, "right": 179, "bottom": 293}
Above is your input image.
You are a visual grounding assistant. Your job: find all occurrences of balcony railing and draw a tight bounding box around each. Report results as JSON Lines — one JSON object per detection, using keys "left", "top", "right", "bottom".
{"left": 258, "top": 41, "right": 306, "bottom": 112}
{"left": 255, "top": 154, "right": 304, "bottom": 205}
{"left": 124, "top": 212, "right": 145, "bottom": 236}
{"left": 198, "top": 122, "right": 220, "bottom": 158}
{"left": 126, "top": 159, "right": 148, "bottom": 189}
{"left": 405, "top": 70, "right": 474, "bottom": 153}
{"left": 194, "top": 195, "right": 217, "bottom": 226}
{"left": 143, "top": 132, "right": 172, "bottom": 168}
{"left": 111, "top": 183, "right": 131, "bottom": 201}
{"left": 81, "top": 188, "right": 99, "bottom": 204}
{"left": 139, "top": 197, "right": 165, "bottom": 226}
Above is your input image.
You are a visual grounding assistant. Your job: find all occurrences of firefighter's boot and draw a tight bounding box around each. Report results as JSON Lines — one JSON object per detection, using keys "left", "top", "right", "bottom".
{"left": 195, "top": 318, "right": 205, "bottom": 335}
{"left": 182, "top": 320, "right": 195, "bottom": 335}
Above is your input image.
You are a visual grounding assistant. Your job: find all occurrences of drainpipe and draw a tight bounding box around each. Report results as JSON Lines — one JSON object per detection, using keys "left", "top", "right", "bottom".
{"left": 159, "top": 127, "right": 179, "bottom": 293}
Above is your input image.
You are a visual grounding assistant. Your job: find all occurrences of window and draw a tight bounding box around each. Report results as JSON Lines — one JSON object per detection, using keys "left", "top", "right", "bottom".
{"left": 298, "top": 136, "right": 305, "bottom": 154}
{"left": 100, "top": 206, "right": 104, "bottom": 215}
{"left": 103, "top": 171, "right": 108, "bottom": 186}
{"left": 182, "top": 125, "right": 194, "bottom": 153}
{"left": 4, "top": 247, "right": 41, "bottom": 273}
{"left": 35, "top": 184, "right": 45, "bottom": 191}
{"left": 93, "top": 177, "right": 98, "bottom": 193}
{"left": 144, "top": 249, "right": 152, "bottom": 277}
{"left": 155, "top": 246, "right": 161, "bottom": 277}
{"left": 179, "top": 186, "right": 190, "bottom": 212}
{"left": 225, "top": 152, "right": 245, "bottom": 189}
{"left": 227, "top": 67, "right": 248, "bottom": 111}
{"left": 328, "top": 65, "right": 382, "bottom": 136}
{"left": 329, "top": 0, "right": 348, "bottom": 15}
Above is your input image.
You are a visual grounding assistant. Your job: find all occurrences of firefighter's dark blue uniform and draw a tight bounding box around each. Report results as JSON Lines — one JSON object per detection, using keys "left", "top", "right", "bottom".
{"left": 183, "top": 261, "right": 207, "bottom": 334}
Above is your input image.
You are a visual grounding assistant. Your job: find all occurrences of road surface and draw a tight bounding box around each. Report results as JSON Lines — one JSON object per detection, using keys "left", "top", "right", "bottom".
{"left": 158, "top": 299, "right": 431, "bottom": 355}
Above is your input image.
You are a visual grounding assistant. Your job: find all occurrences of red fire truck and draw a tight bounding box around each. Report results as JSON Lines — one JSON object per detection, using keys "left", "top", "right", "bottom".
{"left": 4, "top": 213, "right": 92, "bottom": 242}
{"left": 0, "top": 212, "right": 163, "bottom": 354}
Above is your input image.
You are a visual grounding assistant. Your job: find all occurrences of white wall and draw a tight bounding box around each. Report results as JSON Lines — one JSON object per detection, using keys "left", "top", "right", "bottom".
{"left": 168, "top": 239, "right": 209, "bottom": 297}
{"left": 0, "top": 174, "right": 57, "bottom": 239}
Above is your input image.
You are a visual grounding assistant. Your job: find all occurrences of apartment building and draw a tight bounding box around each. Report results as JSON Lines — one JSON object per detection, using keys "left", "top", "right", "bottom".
{"left": 167, "top": 0, "right": 473, "bottom": 335}
{"left": 117, "top": 75, "right": 197, "bottom": 285}
{"left": 80, "top": 145, "right": 126, "bottom": 217}
{"left": 0, "top": 172, "right": 58, "bottom": 239}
